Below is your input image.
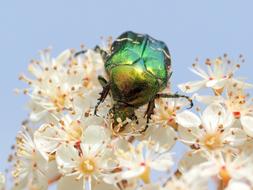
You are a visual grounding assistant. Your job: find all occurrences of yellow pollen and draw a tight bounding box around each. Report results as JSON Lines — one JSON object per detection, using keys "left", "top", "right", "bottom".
{"left": 167, "top": 117, "right": 177, "bottom": 130}
{"left": 215, "top": 58, "right": 222, "bottom": 65}
{"left": 80, "top": 159, "right": 96, "bottom": 175}
{"left": 219, "top": 166, "right": 231, "bottom": 187}
{"left": 70, "top": 59, "right": 78, "bottom": 66}
{"left": 154, "top": 102, "right": 178, "bottom": 130}
{"left": 51, "top": 90, "right": 67, "bottom": 111}
{"left": 139, "top": 164, "right": 151, "bottom": 184}
{"left": 203, "top": 133, "right": 222, "bottom": 150}
{"left": 48, "top": 153, "right": 56, "bottom": 161}
{"left": 67, "top": 121, "right": 83, "bottom": 141}
{"left": 213, "top": 88, "right": 224, "bottom": 96}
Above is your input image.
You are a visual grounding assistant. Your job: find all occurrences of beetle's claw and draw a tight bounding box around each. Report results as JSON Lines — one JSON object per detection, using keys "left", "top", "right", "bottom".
{"left": 186, "top": 97, "right": 193, "bottom": 109}
{"left": 94, "top": 104, "right": 102, "bottom": 117}
{"left": 138, "top": 124, "right": 149, "bottom": 134}
{"left": 94, "top": 113, "right": 99, "bottom": 117}
{"left": 178, "top": 94, "right": 193, "bottom": 109}
{"left": 94, "top": 109, "right": 99, "bottom": 117}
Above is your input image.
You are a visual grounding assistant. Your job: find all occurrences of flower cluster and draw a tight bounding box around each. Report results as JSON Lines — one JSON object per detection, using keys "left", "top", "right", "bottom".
{"left": 3, "top": 47, "right": 253, "bottom": 190}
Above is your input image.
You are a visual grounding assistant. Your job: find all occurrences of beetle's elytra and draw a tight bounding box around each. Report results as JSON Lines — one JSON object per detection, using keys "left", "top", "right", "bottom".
{"left": 78, "top": 31, "right": 193, "bottom": 133}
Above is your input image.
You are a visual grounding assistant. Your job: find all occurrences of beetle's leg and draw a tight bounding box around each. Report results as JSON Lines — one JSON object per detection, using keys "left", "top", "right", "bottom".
{"left": 94, "top": 77, "right": 111, "bottom": 116}
{"left": 74, "top": 50, "right": 87, "bottom": 57}
{"left": 94, "top": 45, "right": 109, "bottom": 62}
{"left": 140, "top": 99, "right": 155, "bottom": 133}
{"left": 155, "top": 93, "right": 193, "bottom": 109}
{"left": 98, "top": 75, "right": 108, "bottom": 88}
{"left": 168, "top": 71, "right": 173, "bottom": 80}
{"left": 144, "top": 99, "right": 156, "bottom": 122}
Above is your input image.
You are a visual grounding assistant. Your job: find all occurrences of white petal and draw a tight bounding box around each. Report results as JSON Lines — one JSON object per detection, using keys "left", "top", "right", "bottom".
{"left": 150, "top": 153, "right": 173, "bottom": 171}
{"left": 226, "top": 180, "right": 251, "bottom": 190}
{"left": 230, "top": 78, "right": 253, "bottom": 89}
{"left": 121, "top": 167, "right": 145, "bottom": 179}
{"left": 82, "top": 125, "right": 110, "bottom": 145}
{"left": 112, "top": 138, "right": 131, "bottom": 151}
{"left": 223, "top": 128, "right": 247, "bottom": 146}
{"left": 223, "top": 111, "right": 234, "bottom": 128}
{"left": 241, "top": 115, "right": 253, "bottom": 137}
{"left": 206, "top": 78, "right": 227, "bottom": 89}
{"left": 34, "top": 124, "right": 63, "bottom": 160}
{"left": 189, "top": 66, "right": 209, "bottom": 79}
{"left": 55, "top": 49, "right": 72, "bottom": 65}
{"left": 193, "top": 93, "right": 224, "bottom": 105}
{"left": 176, "top": 110, "right": 201, "bottom": 128}
{"left": 82, "top": 116, "right": 105, "bottom": 127}
{"left": 144, "top": 126, "right": 177, "bottom": 150}
{"left": 197, "top": 161, "right": 219, "bottom": 177}
{"left": 178, "top": 151, "right": 207, "bottom": 173}
{"left": 178, "top": 125, "right": 199, "bottom": 144}
{"left": 139, "top": 184, "right": 162, "bottom": 190}
{"left": 0, "top": 173, "right": 5, "bottom": 189}
{"left": 57, "top": 176, "right": 83, "bottom": 190}
{"left": 178, "top": 80, "right": 207, "bottom": 93}
{"left": 102, "top": 172, "right": 123, "bottom": 184}
{"left": 29, "top": 109, "right": 48, "bottom": 122}
{"left": 56, "top": 144, "right": 79, "bottom": 174}
{"left": 30, "top": 170, "right": 48, "bottom": 190}
{"left": 80, "top": 142, "right": 104, "bottom": 159}
{"left": 202, "top": 103, "right": 228, "bottom": 133}
{"left": 92, "top": 180, "right": 119, "bottom": 190}
{"left": 47, "top": 160, "right": 61, "bottom": 180}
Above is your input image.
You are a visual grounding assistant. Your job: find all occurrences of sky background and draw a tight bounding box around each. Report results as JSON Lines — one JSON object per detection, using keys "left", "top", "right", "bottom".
{"left": 0, "top": 0, "right": 253, "bottom": 188}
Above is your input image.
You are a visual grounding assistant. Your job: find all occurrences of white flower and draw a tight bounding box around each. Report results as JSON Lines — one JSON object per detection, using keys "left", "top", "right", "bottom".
{"left": 178, "top": 151, "right": 208, "bottom": 173}
{"left": 178, "top": 150, "right": 253, "bottom": 189}
{"left": 178, "top": 55, "right": 252, "bottom": 95}
{"left": 20, "top": 48, "right": 104, "bottom": 123}
{"left": 205, "top": 151, "right": 253, "bottom": 188}
{"left": 137, "top": 98, "right": 190, "bottom": 151}
{"left": 164, "top": 162, "right": 212, "bottom": 190}
{"left": 140, "top": 125, "right": 177, "bottom": 151}
{"left": 151, "top": 98, "right": 190, "bottom": 129}
{"left": 0, "top": 173, "right": 5, "bottom": 190}
{"left": 224, "top": 88, "right": 253, "bottom": 137}
{"left": 194, "top": 87, "right": 253, "bottom": 138}
{"left": 34, "top": 115, "right": 109, "bottom": 160}
{"left": 13, "top": 39, "right": 253, "bottom": 190}
{"left": 114, "top": 141, "right": 173, "bottom": 184}
{"left": 11, "top": 127, "right": 50, "bottom": 190}
{"left": 55, "top": 125, "right": 113, "bottom": 189}
{"left": 176, "top": 103, "right": 246, "bottom": 152}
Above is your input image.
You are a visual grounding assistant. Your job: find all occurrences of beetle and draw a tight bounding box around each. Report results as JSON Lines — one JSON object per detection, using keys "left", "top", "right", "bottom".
{"left": 78, "top": 31, "right": 193, "bottom": 132}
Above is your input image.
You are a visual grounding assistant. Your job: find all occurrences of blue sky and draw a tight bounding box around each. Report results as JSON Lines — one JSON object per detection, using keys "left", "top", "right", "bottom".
{"left": 0, "top": 0, "right": 253, "bottom": 187}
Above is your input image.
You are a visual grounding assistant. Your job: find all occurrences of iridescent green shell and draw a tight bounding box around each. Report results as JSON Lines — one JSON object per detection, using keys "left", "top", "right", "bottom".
{"left": 105, "top": 31, "right": 171, "bottom": 107}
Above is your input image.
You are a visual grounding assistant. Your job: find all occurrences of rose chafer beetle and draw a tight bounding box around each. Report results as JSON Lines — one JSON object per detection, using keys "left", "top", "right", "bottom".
{"left": 77, "top": 31, "right": 193, "bottom": 132}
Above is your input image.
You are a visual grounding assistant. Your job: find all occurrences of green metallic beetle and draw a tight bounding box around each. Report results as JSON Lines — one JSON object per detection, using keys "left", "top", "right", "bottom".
{"left": 78, "top": 31, "right": 192, "bottom": 132}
